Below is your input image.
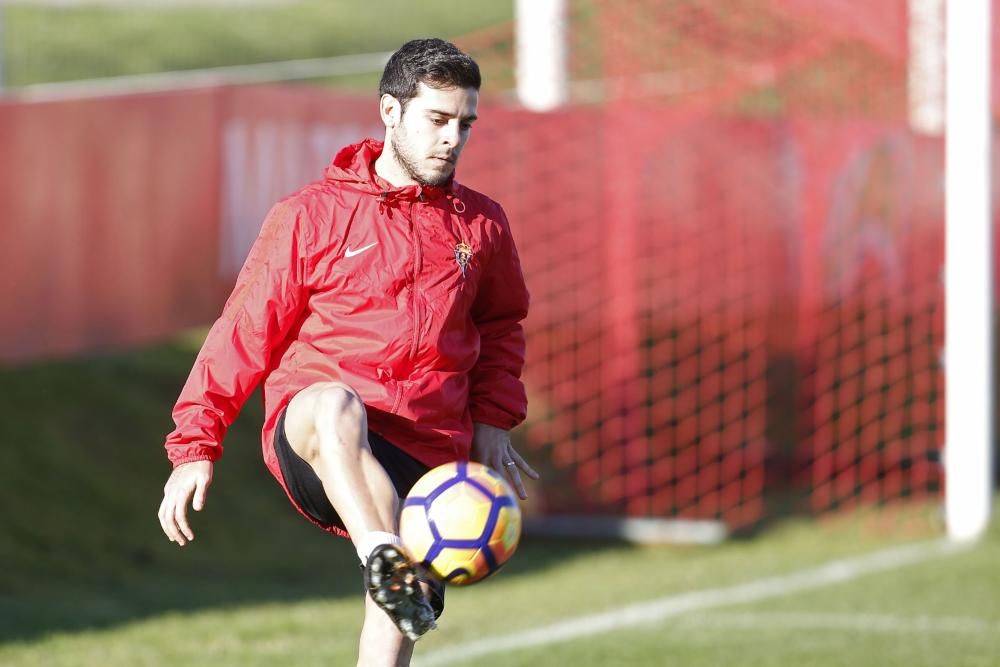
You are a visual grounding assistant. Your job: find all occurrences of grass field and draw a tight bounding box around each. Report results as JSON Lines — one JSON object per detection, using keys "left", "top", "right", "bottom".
{"left": 3, "top": 0, "right": 513, "bottom": 87}
{"left": 1, "top": 337, "right": 998, "bottom": 666}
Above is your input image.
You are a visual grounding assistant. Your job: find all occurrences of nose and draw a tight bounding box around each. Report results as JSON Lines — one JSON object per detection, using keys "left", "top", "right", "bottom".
{"left": 441, "top": 120, "right": 461, "bottom": 147}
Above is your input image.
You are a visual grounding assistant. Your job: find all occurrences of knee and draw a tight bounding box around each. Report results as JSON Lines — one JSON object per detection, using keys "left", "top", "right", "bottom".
{"left": 311, "top": 383, "right": 367, "bottom": 440}
{"left": 285, "top": 383, "right": 367, "bottom": 464}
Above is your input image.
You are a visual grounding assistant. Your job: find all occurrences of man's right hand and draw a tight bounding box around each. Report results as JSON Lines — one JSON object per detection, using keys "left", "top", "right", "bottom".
{"left": 158, "top": 460, "right": 213, "bottom": 546}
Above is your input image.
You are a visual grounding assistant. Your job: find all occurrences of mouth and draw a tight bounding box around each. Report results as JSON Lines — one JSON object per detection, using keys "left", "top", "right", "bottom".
{"left": 431, "top": 156, "right": 456, "bottom": 165}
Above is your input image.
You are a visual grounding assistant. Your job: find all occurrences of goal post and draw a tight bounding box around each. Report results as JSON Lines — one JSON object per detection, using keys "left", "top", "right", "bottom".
{"left": 944, "top": 0, "right": 994, "bottom": 542}
{"left": 515, "top": 0, "right": 568, "bottom": 111}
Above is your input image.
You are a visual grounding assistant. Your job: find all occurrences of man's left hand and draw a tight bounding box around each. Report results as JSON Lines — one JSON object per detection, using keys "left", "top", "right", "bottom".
{"left": 470, "top": 423, "right": 540, "bottom": 499}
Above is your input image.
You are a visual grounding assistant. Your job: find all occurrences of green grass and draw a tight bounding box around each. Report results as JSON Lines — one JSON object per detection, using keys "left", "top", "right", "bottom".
{"left": 1, "top": 335, "right": 999, "bottom": 665}
{"left": 0, "top": 334, "right": 361, "bottom": 638}
{"left": 3, "top": 1, "right": 513, "bottom": 87}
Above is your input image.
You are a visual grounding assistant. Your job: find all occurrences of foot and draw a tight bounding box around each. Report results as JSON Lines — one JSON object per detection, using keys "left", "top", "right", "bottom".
{"left": 364, "top": 544, "right": 438, "bottom": 641}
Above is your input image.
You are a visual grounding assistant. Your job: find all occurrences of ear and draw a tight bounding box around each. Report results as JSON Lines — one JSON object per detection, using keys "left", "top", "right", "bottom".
{"left": 379, "top": 94, "right": 402, "bottom": 129}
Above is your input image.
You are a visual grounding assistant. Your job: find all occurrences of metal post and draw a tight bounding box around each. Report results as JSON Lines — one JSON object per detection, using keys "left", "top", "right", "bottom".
{"left": 0, "top": 4, "right": 6, "bottom": 93}
{"left": 944, "top": 0, "right": 993, "bottom": 542}
{"left": 515, "top": 0, "right": 568, "bottom": 111}
{"left": 908, "top": 0, "right": 945, "bottom": 135}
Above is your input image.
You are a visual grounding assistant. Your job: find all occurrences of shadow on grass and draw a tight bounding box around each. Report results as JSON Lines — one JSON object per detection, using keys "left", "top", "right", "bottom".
{"left": 0, "top": 340, "right": 621, "bottom": 644}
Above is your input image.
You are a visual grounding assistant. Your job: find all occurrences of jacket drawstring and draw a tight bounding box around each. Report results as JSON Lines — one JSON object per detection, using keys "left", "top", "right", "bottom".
{"left": 377, "top": 186, "right": 465, "bottom": 216}
{"left": 378, "top": 191, "right": 392, "bottom": 217}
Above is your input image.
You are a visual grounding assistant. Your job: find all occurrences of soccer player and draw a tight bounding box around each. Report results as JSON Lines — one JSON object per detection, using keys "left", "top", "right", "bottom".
{"left": 157, "top": 38, "right": 537, "bottom": 667}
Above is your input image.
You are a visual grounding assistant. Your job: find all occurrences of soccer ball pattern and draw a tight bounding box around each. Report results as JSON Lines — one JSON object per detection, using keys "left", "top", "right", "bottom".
{"left": 399, "top": 461, "right": 522, "bottom": 585}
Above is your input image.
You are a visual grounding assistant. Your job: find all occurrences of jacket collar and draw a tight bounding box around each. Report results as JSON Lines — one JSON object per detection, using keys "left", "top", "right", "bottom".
{"left": 324, "top": 138, "right": 453, "bottom": 203}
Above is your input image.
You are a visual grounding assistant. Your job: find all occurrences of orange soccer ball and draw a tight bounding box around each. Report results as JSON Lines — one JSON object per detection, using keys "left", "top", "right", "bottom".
{"left": 399, "top": 461, "right": 522, "bottom": 585}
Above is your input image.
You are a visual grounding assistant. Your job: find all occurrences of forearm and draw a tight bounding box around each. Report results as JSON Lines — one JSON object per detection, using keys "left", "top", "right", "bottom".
{"left": 164, "top": 198, "right": 310, "bottom": 466}
{"left": 165, "top": 318, "right": 265, "bottom": 466}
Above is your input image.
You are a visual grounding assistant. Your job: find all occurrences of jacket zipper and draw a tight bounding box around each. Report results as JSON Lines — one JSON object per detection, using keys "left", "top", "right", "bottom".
{"left": 390, "top": 383, "right": 404, "bottom": 414}
{"left": 409, "top": 202, "right": 424, "bottom": 361}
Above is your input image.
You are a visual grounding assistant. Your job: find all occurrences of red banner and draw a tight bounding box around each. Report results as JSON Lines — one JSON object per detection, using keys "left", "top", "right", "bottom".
{"left": 0, "top": 90, "right": 224, "bottom": 362}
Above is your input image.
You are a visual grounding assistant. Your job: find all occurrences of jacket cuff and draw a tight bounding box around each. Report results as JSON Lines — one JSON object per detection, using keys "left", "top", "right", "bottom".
{"left": 167, "top": 445, "right": 223, "bottom": 468}
{"left": 470, "top": 404, "right": 523, "bottom": 431}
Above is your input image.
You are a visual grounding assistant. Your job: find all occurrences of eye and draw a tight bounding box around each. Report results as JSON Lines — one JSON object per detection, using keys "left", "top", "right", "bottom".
{"left": 460, "top": 122, "right": 473, "bottom": 131}
{"left": 431, "top": 117, "right": 447, "bottom": 126}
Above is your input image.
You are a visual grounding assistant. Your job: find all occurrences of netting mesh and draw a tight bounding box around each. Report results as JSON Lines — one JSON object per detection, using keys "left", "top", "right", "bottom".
{"left": 462, "top": 112, "right": 792, "bottom": 527}
{"left": 458, "top": 0, "right": 956, "bottom": 529}
{"left": 801, "top": 130, "right": 946, "bottom": 514}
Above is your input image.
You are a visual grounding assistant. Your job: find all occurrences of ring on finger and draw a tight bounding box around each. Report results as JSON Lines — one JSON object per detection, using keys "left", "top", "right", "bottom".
{"left": 504, "top": 460, "right": 517, "bottom": 467}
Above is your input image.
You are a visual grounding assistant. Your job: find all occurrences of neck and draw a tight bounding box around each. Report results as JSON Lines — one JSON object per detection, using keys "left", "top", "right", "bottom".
{"left": 374, "top": 137, "right": 416, "bottom": 188}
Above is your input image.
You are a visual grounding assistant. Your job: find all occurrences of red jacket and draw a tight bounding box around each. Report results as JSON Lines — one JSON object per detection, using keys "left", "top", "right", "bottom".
{"left": 164, "top": 139, "right": 529, "bottom": 479}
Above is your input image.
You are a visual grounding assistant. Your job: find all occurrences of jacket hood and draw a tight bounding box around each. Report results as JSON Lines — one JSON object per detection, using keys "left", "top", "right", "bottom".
{"left": 324, "top": 138, "right": 453, "bottom": 202}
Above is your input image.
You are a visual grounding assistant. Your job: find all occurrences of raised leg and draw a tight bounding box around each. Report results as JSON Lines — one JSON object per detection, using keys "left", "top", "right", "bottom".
{"left": 283, "top": 382, "right": 415, "bottom": 667}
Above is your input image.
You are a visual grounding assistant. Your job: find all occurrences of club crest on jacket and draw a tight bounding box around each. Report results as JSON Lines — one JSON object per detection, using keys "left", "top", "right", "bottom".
{"left": 454, "top": 241, "right": 473, "bottom": 277}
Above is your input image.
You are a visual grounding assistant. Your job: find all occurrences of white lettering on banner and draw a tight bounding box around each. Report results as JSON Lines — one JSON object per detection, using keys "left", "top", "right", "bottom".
{"left": 219, "top": 119, "right": 381, "bottom": 277}
{"left": 822, "top": 133, "right": 916, "bottom": 299}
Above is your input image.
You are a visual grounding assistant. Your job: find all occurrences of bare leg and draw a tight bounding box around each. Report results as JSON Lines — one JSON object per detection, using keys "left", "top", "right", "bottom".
{"left": 360, "top": 594, "right": 415, "bottom": 667}
{"left": 283, "top": 382, "right": 415, "bottom": 667}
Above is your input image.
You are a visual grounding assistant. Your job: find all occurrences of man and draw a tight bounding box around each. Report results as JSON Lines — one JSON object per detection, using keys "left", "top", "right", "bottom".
{"left": 157, "top": 38, "right": 537, "bottom": 667}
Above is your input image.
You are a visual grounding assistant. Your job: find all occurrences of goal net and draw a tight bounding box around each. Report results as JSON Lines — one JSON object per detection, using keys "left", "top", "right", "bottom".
{"left": 455, "top": 0, "right": 977, "bottom": 533}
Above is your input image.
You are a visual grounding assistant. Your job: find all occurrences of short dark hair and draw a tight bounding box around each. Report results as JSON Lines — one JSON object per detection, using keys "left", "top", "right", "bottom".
{"left": 379, "top": 38, "right": 481, "bottom": 109}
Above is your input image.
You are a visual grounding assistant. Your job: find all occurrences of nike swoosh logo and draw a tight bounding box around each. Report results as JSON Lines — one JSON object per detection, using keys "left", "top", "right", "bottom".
{"left": 345, "top": 242, "right": 378, "bottom": 258}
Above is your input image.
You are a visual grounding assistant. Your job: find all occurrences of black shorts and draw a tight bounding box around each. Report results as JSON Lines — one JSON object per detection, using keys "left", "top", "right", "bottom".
{"left": 273, "top": 408, "right": 430, "bottom": 531}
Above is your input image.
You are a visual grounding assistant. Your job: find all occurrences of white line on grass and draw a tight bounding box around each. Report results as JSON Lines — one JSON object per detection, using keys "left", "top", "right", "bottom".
{"left": 415, "top": 539, "right": 973, "bottom": 666}
{"left": 676, "top": 610, "right": 1000, "bottom": 635}
{"left": 10, "top": 52, "right": 393, "bottom": 102}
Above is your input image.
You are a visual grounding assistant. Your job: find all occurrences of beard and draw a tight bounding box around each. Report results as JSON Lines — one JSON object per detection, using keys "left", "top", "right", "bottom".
{"left": 390, "top": 124, "right": 455, "bottom": 187}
